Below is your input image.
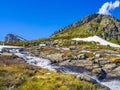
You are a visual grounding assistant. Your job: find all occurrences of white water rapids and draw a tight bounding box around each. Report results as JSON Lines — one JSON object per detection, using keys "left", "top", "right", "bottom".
{"left": 14, "top": 52, "right": 120, "bottom": 90}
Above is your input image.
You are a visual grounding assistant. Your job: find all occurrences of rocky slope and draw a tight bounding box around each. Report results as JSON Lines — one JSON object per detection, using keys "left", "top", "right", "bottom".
{"left": 51, "top": 14, "right": 120, "bottom": 44}
{"left": 26, "top": 46, "right": 120, "bottom": 82}
{"left": 5, "top": 34, "right": 27, "bottom": 43}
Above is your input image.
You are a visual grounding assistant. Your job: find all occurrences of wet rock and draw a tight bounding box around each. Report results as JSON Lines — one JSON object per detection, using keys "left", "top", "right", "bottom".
{"left": 97, "top": 84, "right": 110, "bottom": 90}
{"left": 30, "top": 60, "right": 38, "bottom": 64}
{"left": 96, "top": 69, "right": 107, "bottom": 81}
{"left": 79, "top": 75, "right": 98, "bottom": 84}
{"left": 79, "top": 74, "right": 110, "bottom": 90}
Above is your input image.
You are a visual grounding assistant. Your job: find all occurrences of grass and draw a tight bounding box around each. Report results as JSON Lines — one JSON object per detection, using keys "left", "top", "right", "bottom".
{"left": 103, "top": 55, "right": 120, "bottom": 63}
{"left": 0, "top": 56, "right": 97, "bottom": 90}
{"left": 110, "top": 57, "right": 120, "bottom": 63}
{"left": 0, "top": 65, "right": 97, "bottom": 90}
{"left": 18, "top": 70, "right": 97, "bottom": 90}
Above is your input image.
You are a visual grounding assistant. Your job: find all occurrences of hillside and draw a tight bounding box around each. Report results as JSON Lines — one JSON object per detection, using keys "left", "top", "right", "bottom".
{"left": 51, "top": 14, "right": 120, "bottom": 44}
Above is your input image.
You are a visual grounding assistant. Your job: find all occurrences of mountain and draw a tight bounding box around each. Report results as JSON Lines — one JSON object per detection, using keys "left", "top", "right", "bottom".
{"left": 51, "top": 14, "right": 120, "bottom": 44}
{"left": 5, "top": 34, "right": 27, "bottom": 43}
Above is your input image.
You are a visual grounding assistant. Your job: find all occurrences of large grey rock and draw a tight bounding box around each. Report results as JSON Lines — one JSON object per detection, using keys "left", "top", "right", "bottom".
{"left": 103, "top": 63, "right": 116, "bottom": 72}
{"left": 78, "top": 75, "right": 98, "bottom": 84}
{"left": 96, "top": 69, "right": 107, "bottom": 81}
{"left": 77, "top": 54, "right": 88, "bottom": 60}
{"left": 46, "top": 53, "right": 64, "bottom": 62}
{"left": 108, "top": 66, "right": 120, "bottom": 78}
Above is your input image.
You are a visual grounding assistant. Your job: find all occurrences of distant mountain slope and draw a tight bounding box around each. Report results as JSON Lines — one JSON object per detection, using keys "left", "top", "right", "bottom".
{"left": 51, "top": 14, "right": 120, "bottom": 44}
{"left": 5, "top": 34, "right": 27, "bottom": 43}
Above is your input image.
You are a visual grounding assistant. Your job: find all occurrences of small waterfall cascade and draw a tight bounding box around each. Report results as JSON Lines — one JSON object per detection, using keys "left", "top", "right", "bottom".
{"left": 14, "top": 51, "right": 120, "bottom": 90}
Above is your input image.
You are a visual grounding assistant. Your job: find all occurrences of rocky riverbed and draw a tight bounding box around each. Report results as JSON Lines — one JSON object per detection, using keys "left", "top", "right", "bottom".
{"left": 25, "top": 46, "right": 120, "bottom": 82}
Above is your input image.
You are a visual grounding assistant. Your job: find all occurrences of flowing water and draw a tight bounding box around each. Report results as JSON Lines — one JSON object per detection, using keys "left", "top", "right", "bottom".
{"left": 101, "top": 80, "right": 120, "bottom": 90}
{"left": 14, "top": 51, "right": 120, "bottom": 90}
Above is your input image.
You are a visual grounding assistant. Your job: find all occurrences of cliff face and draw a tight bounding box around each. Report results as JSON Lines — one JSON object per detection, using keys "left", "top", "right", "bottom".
{"left": 51, "top": 14, "right": 120, "bottom": 44}
{"left": 5, "top": 34, "right": 27, "bottom": 43}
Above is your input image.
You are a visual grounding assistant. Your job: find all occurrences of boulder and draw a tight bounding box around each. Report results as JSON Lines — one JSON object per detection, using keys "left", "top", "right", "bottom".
{"left": 79, "top": 75, "right": 98, "bottom": 84}
{"left": 77, "top": 54, "right": 88, "bottom": 60}
{"left": 96, "top": 69, "right": 107, "bottom": 81}
{"left": 108, "top": 66, "right": 120, "bottom": 78}
{"left": 103, "top": 63, "right": 116, "bottom": 72}
{"left": 70, "top": 56, "right": 78, "bottom": 60}
{"left": 92, "top": 68, "right": 101, "bottom": 74}
{"left": 98, "top": 58, "right": 110, "bottom": 65}
{"left": 46, "top": 53, "right": 64, "bottom": 62}
{"left": 95, "top": 54, "right": 102, "bottom": 58}
{"left": 79, "top": 74, "right": 110, "bottom": 90}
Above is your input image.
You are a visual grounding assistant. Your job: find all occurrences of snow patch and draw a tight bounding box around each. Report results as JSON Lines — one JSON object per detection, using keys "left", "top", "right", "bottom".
{"left": 72, "top": 35, "right": 120, "bottom": 48}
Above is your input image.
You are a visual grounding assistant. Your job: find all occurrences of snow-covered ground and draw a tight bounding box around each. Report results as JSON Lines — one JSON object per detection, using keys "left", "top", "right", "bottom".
{"left": 0, "top": 45, "right": 23, "bottom": 49}
{"left": 0, "top": 45, "right": 23, "bottom": 52}
{"left": 72, "top": 35, "right": 120, "bottom": 48}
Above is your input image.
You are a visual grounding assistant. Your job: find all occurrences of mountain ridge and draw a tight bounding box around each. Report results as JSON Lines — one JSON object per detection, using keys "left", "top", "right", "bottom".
{"left": 51, "top": 14, "right": 120, "bottom": 44}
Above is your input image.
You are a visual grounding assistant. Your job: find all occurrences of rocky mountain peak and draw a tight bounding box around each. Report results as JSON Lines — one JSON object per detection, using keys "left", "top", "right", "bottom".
{"left": 5, "top": 34, "right": 27, "bottom": 43}
{"left": 51, "top": 14, "right": 120, "bottom": 44}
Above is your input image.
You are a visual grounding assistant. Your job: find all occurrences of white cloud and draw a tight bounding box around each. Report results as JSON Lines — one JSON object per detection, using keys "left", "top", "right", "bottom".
{"left": 98, "top": 0, "right": 120, "bottom": 15}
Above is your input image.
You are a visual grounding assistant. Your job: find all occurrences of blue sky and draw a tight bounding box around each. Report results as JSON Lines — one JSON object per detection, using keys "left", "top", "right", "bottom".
{"left": 0, "top": 0, "right": 120, "bottom": 41}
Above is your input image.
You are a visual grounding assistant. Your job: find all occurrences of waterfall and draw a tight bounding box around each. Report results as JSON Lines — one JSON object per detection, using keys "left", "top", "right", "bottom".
{"left": 14, "top": 52, "right": 100, "bottom": 82}
{"left": 14, "top": 52, "right": 120, "bottom": 90}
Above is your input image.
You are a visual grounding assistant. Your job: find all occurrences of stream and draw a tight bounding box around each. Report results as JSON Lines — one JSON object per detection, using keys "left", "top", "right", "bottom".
{"left": 13, "top": 51, "right": 120, "bottom": 90}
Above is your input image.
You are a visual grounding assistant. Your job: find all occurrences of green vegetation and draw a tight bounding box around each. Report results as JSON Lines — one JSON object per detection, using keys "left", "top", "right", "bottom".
{"left": 3, "top": 38, "right": 50, "bottom": 46}
{"left": 50, "top": 39, "right": 119, "bottom": 51}
{"left": 0, "top": 55, "right": 98, "bottom": 90}
{"left": 0, "top": 64, "right": 97, "bottom": 90}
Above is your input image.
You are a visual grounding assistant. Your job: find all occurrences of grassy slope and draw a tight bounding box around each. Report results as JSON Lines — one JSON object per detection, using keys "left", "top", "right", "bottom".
{"left": 0, "top": 55, "right": 97, "bottom": 90}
